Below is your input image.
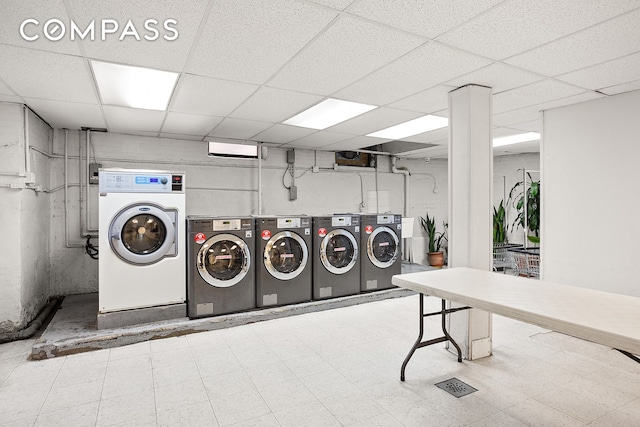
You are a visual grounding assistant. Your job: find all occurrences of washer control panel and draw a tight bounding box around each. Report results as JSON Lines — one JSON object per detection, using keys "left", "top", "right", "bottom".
{"left": 99, "top": 170, "right": 185, "bottom": 193}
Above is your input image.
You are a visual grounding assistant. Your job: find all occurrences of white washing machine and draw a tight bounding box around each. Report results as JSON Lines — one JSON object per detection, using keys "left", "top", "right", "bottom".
{"left": 98, "top": 169, "right": 186, "bottom": 327}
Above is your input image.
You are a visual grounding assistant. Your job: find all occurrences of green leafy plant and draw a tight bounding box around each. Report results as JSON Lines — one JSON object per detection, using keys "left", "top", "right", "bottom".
{"left": 420, "top": 214, "right": 448, "bottom": 253}
{"left": 493, "top": 200, "right": 507, "bottom": 244}
{"left": 508, "top": 172, "right": 540, "bottom": 244}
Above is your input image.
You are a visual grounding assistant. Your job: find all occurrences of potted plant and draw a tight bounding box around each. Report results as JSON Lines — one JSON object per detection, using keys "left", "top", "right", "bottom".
{"left": 493, "top": 200, "right": 507, "bottom": 245}
{"left": 420, "top": 214, "right": 448, "bottom": 268}
{"left": 508, "top": 172, "right": 540, "bottom": 245}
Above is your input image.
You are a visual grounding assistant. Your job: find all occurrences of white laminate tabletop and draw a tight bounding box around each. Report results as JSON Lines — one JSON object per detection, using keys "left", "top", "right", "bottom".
{"left": 392, "top": 267, "right": 640, "bottom": 355}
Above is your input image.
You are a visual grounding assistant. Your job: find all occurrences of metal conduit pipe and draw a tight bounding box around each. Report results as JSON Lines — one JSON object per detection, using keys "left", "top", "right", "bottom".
{"left": 391, "top": 156, "right": 410, "bottom": 217}
{"left": 65, "top": 129, "right": 84, "bottom": 248}
{"left": 84, "top": 129, "right": 98, "bottom": 233}
{"left": 23, "top": 105, "right": 30, "bottom": 177}
{"left": 258, "top": 142, "right": 263, "bottom": 214}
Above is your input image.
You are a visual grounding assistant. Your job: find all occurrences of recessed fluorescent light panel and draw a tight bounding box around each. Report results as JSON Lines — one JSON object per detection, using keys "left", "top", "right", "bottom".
{"left": 283, "top": 98, "right": 377, "bottom": 130}
{"left": 208, "top": 141, "right": 258, "bottom": 159}
{"left": 367, "top": 115, "right": 448, "bottom": 139}
{"left": 493, "top": 132, "right": 540, "bottom": 147}
{"left": 91, "top": 60, "right": 179, "bottom": 111}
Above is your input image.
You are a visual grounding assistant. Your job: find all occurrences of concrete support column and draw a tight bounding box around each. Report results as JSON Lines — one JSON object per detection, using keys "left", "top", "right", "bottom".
{"left": 447, "top": 85, "right": 493, "bottom": 360}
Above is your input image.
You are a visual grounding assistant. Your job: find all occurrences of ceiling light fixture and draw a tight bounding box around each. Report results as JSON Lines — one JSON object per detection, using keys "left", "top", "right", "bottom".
{"left": 208, "top": 141, "right": 258, "bottom": 159}
{"left": 283, "top": 98, "right": 377, "bottom": 130}
{"left": 367, "top": 115, "right": 448, "bottom": 139}
{"left": 91, "top": 60, "right": 179, "bottom": 111}
{"left": 493, "top": 132, "right": 540, "bottom": 147}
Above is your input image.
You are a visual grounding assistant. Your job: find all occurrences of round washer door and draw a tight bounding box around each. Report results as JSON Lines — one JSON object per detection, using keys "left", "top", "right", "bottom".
{"left": 367, "top": 226, "right": 399, "bottom": 268}
{"left": 110, "top": 204, "right": 176, "bottom": 265}
{"left": 197, "top": 234, "right": 251, "bottom": 288}
{"left": 320, "top": 229, "right": 358, "bottom": 274}
{"left": 264, "top": 231, "right": 308, "bottom": 280}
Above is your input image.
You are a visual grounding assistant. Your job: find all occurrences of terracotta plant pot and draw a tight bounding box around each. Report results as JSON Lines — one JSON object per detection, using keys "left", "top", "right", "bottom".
{"left": 427, "top": 251, "right": 444, "bottom": 268}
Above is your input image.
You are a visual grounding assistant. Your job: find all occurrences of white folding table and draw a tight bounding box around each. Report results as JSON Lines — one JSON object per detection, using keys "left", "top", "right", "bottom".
{"left": 392, "top": 267, "right": 640, "bottom": 381}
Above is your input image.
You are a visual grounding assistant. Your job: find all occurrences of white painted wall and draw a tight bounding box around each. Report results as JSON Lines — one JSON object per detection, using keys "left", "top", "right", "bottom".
{"left": 542, "top": 90, "right": 640, "bottom": 297}
{"left": 0, "top": 104, "right": 51, "bottom": 333}
{"left": 48, "top": 130, "right": 449, "bottom": 295}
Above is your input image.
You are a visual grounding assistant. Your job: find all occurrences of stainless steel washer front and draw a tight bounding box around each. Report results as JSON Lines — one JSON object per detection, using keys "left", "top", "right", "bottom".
{"left": 320, "top": 229, "right": 358, "bottom": 274}
{"left": 197, "top": 233, "right": 251, "bottom": 288}
{"left": 264, "top": 231, "right": 309, "bottom": 280}
{"left": 366, "top": 226, "right": 399, "bottom": 269}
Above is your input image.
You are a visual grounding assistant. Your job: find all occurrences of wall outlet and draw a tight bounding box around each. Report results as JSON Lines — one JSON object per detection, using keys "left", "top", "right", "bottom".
{"left": 289, "top": 185, "right": 297, "bottom": 201}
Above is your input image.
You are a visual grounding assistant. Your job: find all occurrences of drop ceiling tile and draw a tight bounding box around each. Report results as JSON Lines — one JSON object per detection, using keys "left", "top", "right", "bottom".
{"left": 399, "top": 127, "right": 449, "bottom": 144}
{"left": 159, "top": 133, "right": 205, "bottom": 141}
{"left": 322, "top": 135, "right": 386, "bottom": 151}
{"left": 505, "top": 120, "right": 542, "bottom": 133}
{"left": 445, "top": 63, "right": 544, "bottom": 94}
{"left": 506, "top": 8, "right": 640, "bottom": 77}
{"left": 161, "top": 112, "right": 222, "bottom": 136}
{"left": 493, "top": 79, "right": 586, "bottom": 114}
{"left": 388, "top": 85, "right": 456, "bottom": 114}
{"left": 0, "top": 0, "right": 81, "bottom": 55}
{"left": 24, "top": 98, "right": 105, "bottom": 129}
{"left": 327, "top": 107, "right": 423, "bottom": 135}
{"left": 599, "top": 79, "right": 640, "bottom": 96}
{"left": 253, "top": 124, "right": 317, "bottom": 144}
{"left": 493, "top": 127, "right": 528, "bottom": 138}
{"left": 493, "top": 91, "right": 604, "bottom": 126}
{"left": 436, "top": 0, "right": 640, "bottom": 60}
{"left": 308, "top": 0, "right": 354, "bottom": 10}
{"left": 0, "top": 45, "right": 98, "bottom": 104}
{"left": 207, "top": 118, "right": 273, "bottom": 140}
{"left": 348, "top": 0, "right": 503, "bottom": 39}
{"left": 0, "top": 80, "right": 16, "bottom": 96}
{"left": 0, "top": 95, "right": 25, "bottom": 103}
{"left": 230, "top": 87, "right": 323, "bottom": 123}
{"left": 335, "top": 42, "right": 491, "bottom": 105}
{"left": 170, "top": 74, "right": 258, "bottom": 116}
{"left": 555, "top": 52, "right": 640, "bottom": 90}
{"left": 284, "top": 130, "right": 354, "bottom": 148}
{"left": 187, "top": 0, "right": 338, "bottom": 84}
{"left": 268, "top": 15, "right": 425, "bottom": 95}
{"left": 494, "top": 140, "right": 540, "bottom": 156}
{"left": 401, "top": 145, "right": 448, "bottom": 159}
{"left": 103, "top": 106, "right": 166, "bottom": 133}
{"left": 68, "top": 0, "right": 209, "bottom": 72}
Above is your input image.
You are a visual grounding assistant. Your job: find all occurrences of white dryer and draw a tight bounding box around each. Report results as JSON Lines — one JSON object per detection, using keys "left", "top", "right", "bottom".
{"left": 98, "top": 169, "right": 186, "bottom": 328}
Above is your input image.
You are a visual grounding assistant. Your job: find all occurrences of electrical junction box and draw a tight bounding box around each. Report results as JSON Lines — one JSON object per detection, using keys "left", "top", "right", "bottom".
{"left": 287, "top": 149, "right": 295, "bottom": 164}
{"left": 89, "top": 163, "right": 102, "bottom": 185}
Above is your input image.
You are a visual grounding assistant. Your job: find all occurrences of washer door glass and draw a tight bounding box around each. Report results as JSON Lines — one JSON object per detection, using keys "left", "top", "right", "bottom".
{"left": 264, "top": 231, "right": 308, "bottom": 280}
{"left": 110, "top": 204, "right": 176, "bottom": 265}
{"left": 321, "top": 230, "right": 358, "bottom": 274}
{"left": 198, "top": 234, "right": 250, "bottom": 288}
{"left": 121, "top": 214, "right": 167, "bottom": 255}
{"left": 367, "top": 226, "right": 399, "bottom": 268}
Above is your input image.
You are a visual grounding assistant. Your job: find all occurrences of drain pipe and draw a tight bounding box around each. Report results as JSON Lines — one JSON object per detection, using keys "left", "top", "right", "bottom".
{"left": 79, "top": 131, "right": 84, "bottom": 235}
{"left": 391, "top": 156, "right": 410, "bottom": 217}
{"left": 84, "top": 129, "right": 98, "bottom": 233}
{"left": 257, "top": 142, "right": 263, "bottom": 214}
{"left": 0, "top": 297, "right": 63, "bottom": 344}
{"left": 23, "top": 105, "right": 31, "bottom": 179}
{"left": 65, "top": 129, "right": 83, "bottom": 248}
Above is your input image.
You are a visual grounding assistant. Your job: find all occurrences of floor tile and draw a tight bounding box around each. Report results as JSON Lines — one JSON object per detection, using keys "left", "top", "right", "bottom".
{"left": 503, "top": 398, "right": 584, "bottom": 426}
{"left": 385, "top": 398, "right": 456, "bottom": 427}
{"left": 96, "top": 389, "right": 156, "bottom": 426}
{"left": 35, "top": 400, "right": 100, "bottom": 427}
{"left": 534, "top": 387, "right": 610, "bottom": 423}
{"left": 202, "top": 369, "right": 255, "bottom": 400}
{"left": 257, "top": 378, "right": 317, "bottom": 412}
{"left": 282, "top": 354, "right": 335, "bottom": 379}
{"left": 101, "top": 369, "right": 154, "bottom": 400}
{"left": 467, "top": 410, "right": 528, "bottom": 426}
{"left": 108, "top": 341, "right": 151, "bottom": 361}
{"left": 360, "top": 377, "right": 424, "bottom": 411}
{"left": 226, "top": 413, "right": 279, "bottom": 427}
{"left": 209, "top": 388, "right": 270, "bottom": 426}
{"left": 318, "top": 389, "right": 386, "bottom": 425}
{"left": 300, "top": 370, "right": 359, "bottom": 400}
{"left": 154, "top": 378, "right": 209, "bottom": 413}
{"left": 244, "top": 360, "right": 296, "bottom": 390}
{"left": 560, "top": 374, "right": 637, "bottom": 410}
{"left": 344, "top": 412, "right": 403, "bottom": 427}
{"left": 152, "top": 360, "right": 201, "bottom": 388}
{"left": 40, "top": 378, "right": 104, "bottom": 413}
{"left": 157, "top": 400, "right": 217, "bottom": 427}
{"left": 273, "top": 400, "right": 341, "bottom": 427}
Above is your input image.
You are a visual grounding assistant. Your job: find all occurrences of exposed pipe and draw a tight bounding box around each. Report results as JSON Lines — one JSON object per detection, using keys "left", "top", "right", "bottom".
{"left": 23, "top": 105, "right": 30, "bottom": 177}
{"left": 79, "top": 131, "right": 84, "bottom": 235}
{"left": 65, "top": 129, "right": 84, "bottom": 248}
{"left": 84, "top": 129, "right": 98, "bottom": 233}
{"left": 391, "top": 156, "right": 410, "bottom": 217}
{"left": 258, "top": 142, "right": 263, "bottom": 214}
{"left": 0, "top": 297, "right": 63, "bottom": 344}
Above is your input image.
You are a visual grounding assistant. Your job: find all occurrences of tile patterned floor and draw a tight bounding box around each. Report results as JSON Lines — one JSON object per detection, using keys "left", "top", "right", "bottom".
{"left": 1, "top": 295, "right": 639, "bottom": 426}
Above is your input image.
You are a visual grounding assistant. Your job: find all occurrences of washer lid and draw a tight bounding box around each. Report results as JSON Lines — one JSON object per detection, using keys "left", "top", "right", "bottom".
{"left": 110, "top": 204, "right": 176, "bottom": 265}
{"left": 367, "top": 226, "right": 399, "bottom": 269}
{"left": 320, "top": 229, "right": 358, "bottom": 275}
{"left": 264, "top": 231, "right": 308, "bottom": 280}
{"left": 198, "top": 234, "right": 250, "bottom": 288}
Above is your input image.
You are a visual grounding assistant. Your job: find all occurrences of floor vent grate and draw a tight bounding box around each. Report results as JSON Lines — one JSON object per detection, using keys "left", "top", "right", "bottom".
{"left": 435, "top": 377, "right": 478, "bottom": 398}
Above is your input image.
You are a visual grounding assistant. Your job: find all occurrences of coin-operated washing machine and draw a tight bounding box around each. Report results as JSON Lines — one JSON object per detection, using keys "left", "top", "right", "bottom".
{"left": 360, "top": 214, "right": 402, "bottom": 291}
{"left": 187, "top": 216, "right": 255, "bottom": 318}
{"left": 255, "top": 216, "right": 312, "bottom": 307}
{"left": 312, "top": 214, "right": 360, "bottom": 299}
{"left": 98, "top": 169, "right": 186, "bottom": 329}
